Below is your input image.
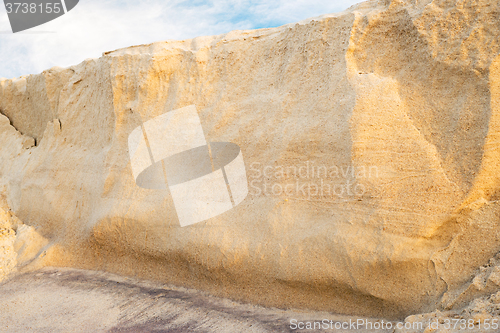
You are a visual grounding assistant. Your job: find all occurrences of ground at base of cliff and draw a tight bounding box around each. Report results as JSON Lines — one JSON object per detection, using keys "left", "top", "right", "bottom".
{"left": 0, "top": 267, "right": 394, "bottom": 333}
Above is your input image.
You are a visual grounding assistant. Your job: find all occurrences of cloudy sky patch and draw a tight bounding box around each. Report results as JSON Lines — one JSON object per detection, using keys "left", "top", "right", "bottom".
{"left": 0, "top": 0, "right": 362, "bottom": 79}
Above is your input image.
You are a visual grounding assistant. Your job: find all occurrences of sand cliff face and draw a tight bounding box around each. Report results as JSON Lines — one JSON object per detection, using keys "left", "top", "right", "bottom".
{"left": 0, "top": 0, "right": 499, "bottom": 319}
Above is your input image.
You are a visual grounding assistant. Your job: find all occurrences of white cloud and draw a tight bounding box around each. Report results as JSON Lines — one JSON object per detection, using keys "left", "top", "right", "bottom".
{"left": 0, "top": 0, "right": 362, "bottom": 78}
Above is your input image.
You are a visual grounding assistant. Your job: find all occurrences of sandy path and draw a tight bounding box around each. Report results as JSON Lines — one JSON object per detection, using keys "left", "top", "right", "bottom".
{"left": 0, "top": 267, "right": 393, "bottom": 332}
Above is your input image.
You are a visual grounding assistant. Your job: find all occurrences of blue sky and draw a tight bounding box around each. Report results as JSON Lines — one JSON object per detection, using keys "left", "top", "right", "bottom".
{"left": 0, "top": 0, "right": 362, "bottom": 79}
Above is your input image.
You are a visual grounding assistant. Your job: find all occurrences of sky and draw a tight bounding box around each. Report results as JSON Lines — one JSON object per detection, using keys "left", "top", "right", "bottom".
{"left": 0, "top": 0, "right": 362, "bottom": 79}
